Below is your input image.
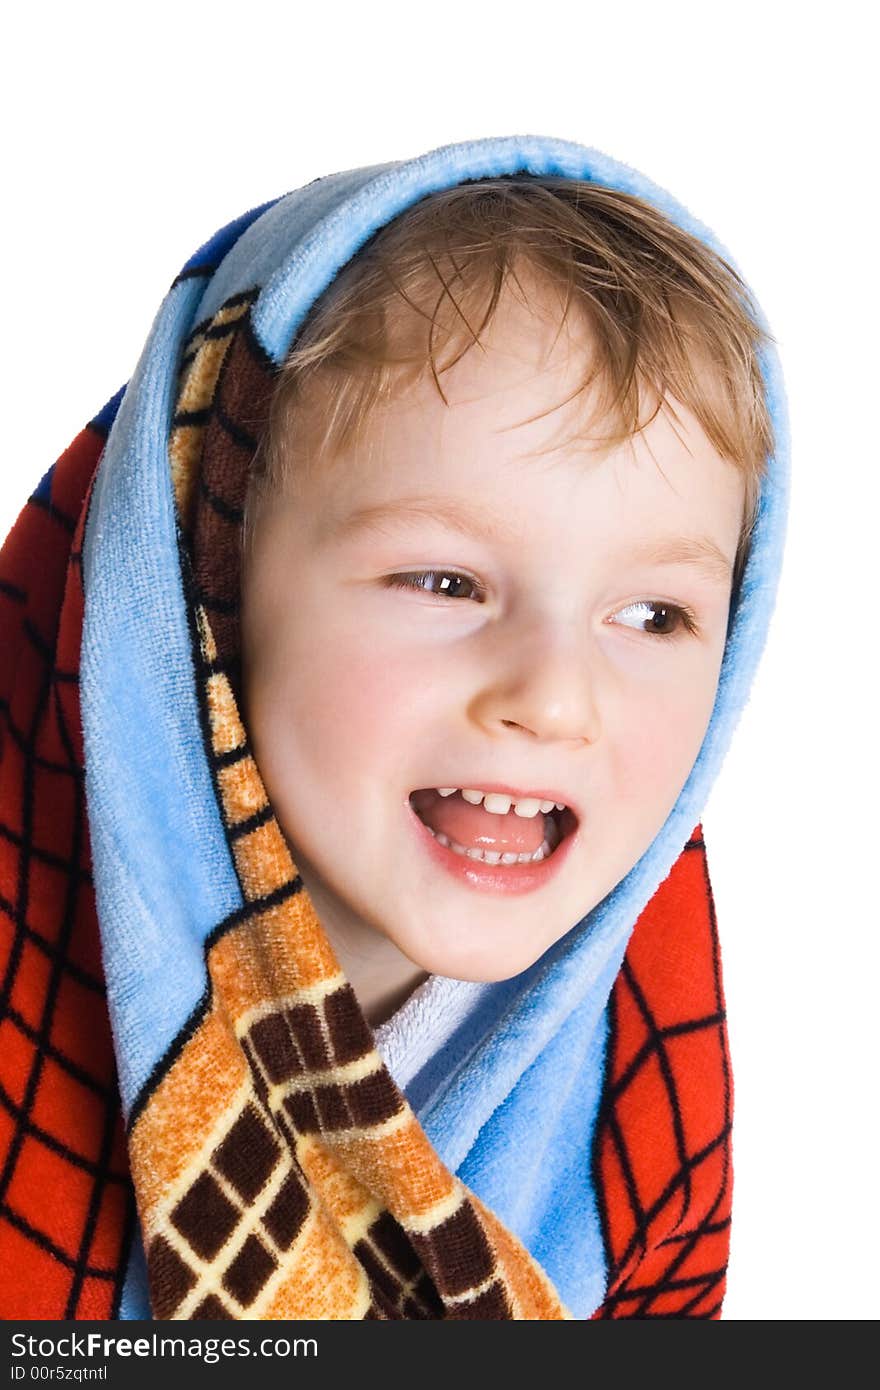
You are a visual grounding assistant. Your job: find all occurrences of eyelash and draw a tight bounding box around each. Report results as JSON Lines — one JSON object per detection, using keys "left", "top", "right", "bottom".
{"left": 382, "top": 570, "right": 699, "bottom": 639}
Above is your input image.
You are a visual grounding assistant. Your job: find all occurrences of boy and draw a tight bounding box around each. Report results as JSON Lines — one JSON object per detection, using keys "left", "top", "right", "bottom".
{"left": 0, "top": 138, "right": 786, "bottom": 1320}
{"left": 240, "top": 180, "right": 768, "bottom": 1029}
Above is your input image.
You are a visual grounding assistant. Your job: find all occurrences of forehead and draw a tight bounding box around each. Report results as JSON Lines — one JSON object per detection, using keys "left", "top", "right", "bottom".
{"left": 296, "top": 282, "right": 594, "bottom": 480}
{"left": 288, "top": 280, "right": 745, "bottom": 564}
{"left": 311, "top": 426, "right": 744, "bottom": 590}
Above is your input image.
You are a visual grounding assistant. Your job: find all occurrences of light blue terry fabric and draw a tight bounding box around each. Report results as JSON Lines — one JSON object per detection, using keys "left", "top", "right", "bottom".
{"left": 81, "top": 275, "right": 246, "bottom": 1119}
{"left": 79, "top": 134, "right": 789, "bottom": 1319}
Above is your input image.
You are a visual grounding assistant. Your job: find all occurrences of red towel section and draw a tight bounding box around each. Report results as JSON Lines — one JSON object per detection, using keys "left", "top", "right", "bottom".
{"left": 593, "top": 830, "right": 732, "bottom": 1318}
{"left": 0, "top": 426, "right": 133, "bottom": 1320}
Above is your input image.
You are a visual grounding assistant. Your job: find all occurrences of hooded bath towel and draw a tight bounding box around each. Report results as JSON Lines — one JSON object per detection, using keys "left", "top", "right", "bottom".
{"left": 0, "top": 135, "right": 788, "bottom": 1320}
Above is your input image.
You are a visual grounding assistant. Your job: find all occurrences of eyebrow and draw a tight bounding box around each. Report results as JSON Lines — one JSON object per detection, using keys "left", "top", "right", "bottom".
{"left": 327, "top": 496, "right": 733, "bottom": 582}
{"left": 324, "top": 496, "right": 520, "bottom": 546}
{"left": 626, "top": 535, "right": 734, "bottom": 583}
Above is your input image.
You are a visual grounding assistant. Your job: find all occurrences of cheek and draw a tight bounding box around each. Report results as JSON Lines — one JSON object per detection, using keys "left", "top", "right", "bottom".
{"left": 248, "top": 621, "right": 438, "bottom": 795}
{"left": 608, "top": 658, "right": 721, "bottom": 815}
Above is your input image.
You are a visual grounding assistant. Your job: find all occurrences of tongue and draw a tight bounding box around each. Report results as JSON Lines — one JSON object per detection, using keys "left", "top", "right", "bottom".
{"left": 410, "top": 789, "right": 545, "bottom": 854}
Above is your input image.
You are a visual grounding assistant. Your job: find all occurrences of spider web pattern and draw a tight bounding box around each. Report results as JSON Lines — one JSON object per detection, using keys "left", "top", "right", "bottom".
{"left": 592, "top": 831, "right": 733, "bottom": 1318}
{"left": 0, "top": 423, "right": 136, "bottom": 1319}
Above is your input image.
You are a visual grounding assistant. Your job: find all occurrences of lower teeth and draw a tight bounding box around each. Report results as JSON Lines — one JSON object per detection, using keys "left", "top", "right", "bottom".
{"left": 425, "top": 827, "right": 555, "bottom": 863}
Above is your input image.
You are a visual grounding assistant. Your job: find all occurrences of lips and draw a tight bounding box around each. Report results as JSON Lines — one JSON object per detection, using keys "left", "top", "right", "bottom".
{"left": 409, "top": 787, "right": 578, "bottom": 860}
{"left": 406, "top": 790, "right": 579, "bottom": 895}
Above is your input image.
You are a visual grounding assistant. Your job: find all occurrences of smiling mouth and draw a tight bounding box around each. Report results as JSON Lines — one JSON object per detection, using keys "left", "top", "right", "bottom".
{"left": 408, "top": 788, "right": 578, "bottom": 865}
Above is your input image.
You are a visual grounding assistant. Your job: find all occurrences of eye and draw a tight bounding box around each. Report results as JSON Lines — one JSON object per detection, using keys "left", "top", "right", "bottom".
{"left": 383, "top": 570, "right": 486, "bottom": 602}
{"left": 609, "top": 600, "right": 698, "bottom": 639}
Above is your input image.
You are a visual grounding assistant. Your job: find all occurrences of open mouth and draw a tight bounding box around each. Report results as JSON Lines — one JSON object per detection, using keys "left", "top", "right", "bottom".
{"left": 408, "top": 787, "right": 578, "bottom": 865}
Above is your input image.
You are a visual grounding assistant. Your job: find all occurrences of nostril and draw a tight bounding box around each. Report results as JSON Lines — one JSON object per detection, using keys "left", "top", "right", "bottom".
{"left": 500, "top": 719, "right": 540, "bottom": 737}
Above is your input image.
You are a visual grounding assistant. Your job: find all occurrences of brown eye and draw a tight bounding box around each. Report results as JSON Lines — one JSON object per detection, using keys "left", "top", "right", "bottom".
{"left": 386, "top": 571, "right": 485, "bottom": 601}
{"left": 645, "top": 604, "right": 679, "bottom": 635}
{"left": 611, "top": 600, "right": 696, "bottom": 638}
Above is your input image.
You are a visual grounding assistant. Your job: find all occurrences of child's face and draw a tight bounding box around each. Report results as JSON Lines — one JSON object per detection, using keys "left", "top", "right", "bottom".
{"left": 241, "top": 280, "right": 745, "bottom": 992}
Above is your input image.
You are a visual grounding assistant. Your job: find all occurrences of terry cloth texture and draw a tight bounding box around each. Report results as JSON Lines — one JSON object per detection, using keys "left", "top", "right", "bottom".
{"left": 0, "top": 135, "right": 789, "bottom": 1320}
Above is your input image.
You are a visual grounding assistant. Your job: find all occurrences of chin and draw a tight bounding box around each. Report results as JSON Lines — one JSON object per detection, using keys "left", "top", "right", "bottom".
{"left": 392, "top": 928, "right": 549, "bottom": 986}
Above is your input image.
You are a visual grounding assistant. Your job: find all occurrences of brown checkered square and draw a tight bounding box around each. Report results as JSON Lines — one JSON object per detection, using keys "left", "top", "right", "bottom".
{"left": 346, "top": 1070, "right": 403, "bottom": 1128}
{"left": 193, "top": 1294, "right": 234, "bottom": 1320}
{"left": 324, "top": 984, "right": 374, "bottom": 1065}
{"left": 261, "top": 1172, "right": 310, "bottom": 1250}
{"left": 312, "top": 1083, "right": 353, "bottom": 1132}
{"left": 212, "top": 1104, "right": 280, "bottom": 1202}
{"left": 283, "top": 1090, "right": 320, "bottom": 1134}
{"left": 369, "top": 1210, "right": 423, "bottom": 1281}
{"left": 414, "top": 1200, "right": 496, "bottom": 1298}
{"left": 286, "top": 1003, "right": 329, "bottom": 1070}
{"left": 222, "top": 1234, "right": 277, "bottom": 1306}
{"left": 249, "top": 1012, "right": 303, "bottom": 1083}
{"left": 149, "top": 1235, "right": 197, "bottom": 1318}
{"left": 172, "top": 1172, "right": 238, "bottom": 1260}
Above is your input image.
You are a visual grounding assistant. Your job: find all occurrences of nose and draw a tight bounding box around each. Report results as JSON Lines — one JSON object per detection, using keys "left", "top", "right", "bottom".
{"left": 467, "top": 619, "right": 602, "bottom": 746}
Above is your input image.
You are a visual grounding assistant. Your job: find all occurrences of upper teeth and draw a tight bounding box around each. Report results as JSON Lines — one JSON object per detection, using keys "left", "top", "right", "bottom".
{"left": 435, "top": 788, "right": 566, "bottom": 818}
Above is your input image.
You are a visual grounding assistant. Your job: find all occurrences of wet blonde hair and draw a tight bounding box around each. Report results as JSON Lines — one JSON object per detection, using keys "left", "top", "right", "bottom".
{"left": 245, "top": 176, "right": 773, "bottom": 592}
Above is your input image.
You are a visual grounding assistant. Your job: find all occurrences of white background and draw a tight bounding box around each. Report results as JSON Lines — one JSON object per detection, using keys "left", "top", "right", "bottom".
{"left": 3, "top": 1, "right": 876, "bottom": 1320}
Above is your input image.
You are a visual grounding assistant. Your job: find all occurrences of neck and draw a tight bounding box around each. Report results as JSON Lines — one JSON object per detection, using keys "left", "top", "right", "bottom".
{"left": 303, "top": 883, "right": 429, "bottom": 1029}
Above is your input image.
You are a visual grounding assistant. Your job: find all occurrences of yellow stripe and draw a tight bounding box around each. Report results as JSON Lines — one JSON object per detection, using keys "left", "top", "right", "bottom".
{"left": 177, "top": 334, "right": 233, "bottom": 414}
{"left": 170, "top": 425, "right": 206, "bottom": 527}
{"left": 206, "top": 671, "right": 246, "bottom": 754}
{"left": 217, "top": 755, "right": 268, "bottom": 825}
{"left": 400, "top": 1184, "right": 465, "bottom": 1236}
{"left": 231, "top": 817, "right": 298, "bottom": 900}
{"left": 195, "top": 604, "right": 218, "bottom": 664}
{"left": 444, "top": 1272, "right": 503, "bottom": 1308}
